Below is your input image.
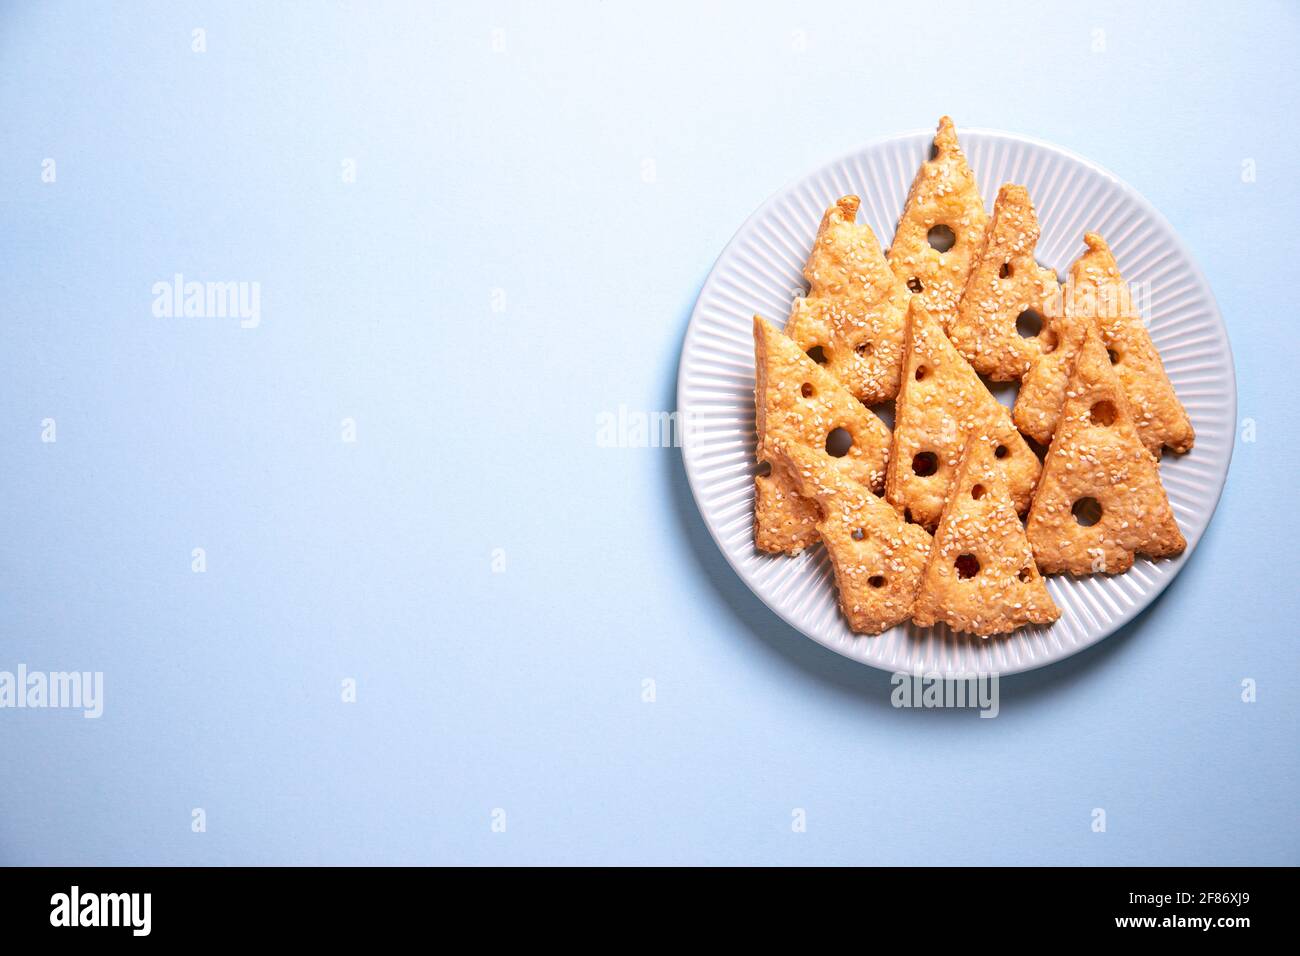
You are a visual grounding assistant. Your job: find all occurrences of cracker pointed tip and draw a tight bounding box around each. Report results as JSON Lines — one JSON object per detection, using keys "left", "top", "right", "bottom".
{"left": 834, "top": 194, "right": 861, "bottom": 219}
{"left": 996, "top": 182, "right": 1030, "bottom": 204}
{"left": 934, "top": 115, "right": 958, "bottom": 151}
{"left": 905, "top": 295, "right": 937, "bottom": 330}
{"left": 1083, "top": 232, "right": 1109, "bottom": 252}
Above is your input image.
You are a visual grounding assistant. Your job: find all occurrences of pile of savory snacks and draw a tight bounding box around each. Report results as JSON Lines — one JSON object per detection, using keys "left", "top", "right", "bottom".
{"left": 753, "top": 117, "right": 1190, "bottom": 637}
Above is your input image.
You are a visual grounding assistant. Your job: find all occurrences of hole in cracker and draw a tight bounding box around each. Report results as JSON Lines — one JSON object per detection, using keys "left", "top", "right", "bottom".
{"left": 855, "top": 340, "right": 873, "bottom": 357}
{"left": 868, "top": 575, "right": 886, "bottom": 588}
{"left": 1090, "top": 400, "right": 1118, "bottom": 427}
{"left": 1016, "top": 308, "right": 1044, "bottom": 339}
{"left": 851, "top": 528, "right": 866, "bottom": 541}
{"left": 756, "top": 460, "right": 772, "bottom": 477}
{"left": 806, "top": 345, "right": 828, "bottom": 365}
{"left": 907, "top": 277, "right": 923, "bottom": 293}
{"left": 903, "top": 507, "right": 916, "bottom": 524}
{"left": 955, "top": 553, "right": 981, "bottom": 579}
{"left": 1072, "top": 497, "right": 1103, "bottom": 527}
{"left": 927, "top": 224, "right": 956, "bottom": 253}
{"left": 994, "top": 444, "right": 1009, "bottom": 459}
{"left": 1107, "top": 347, "right": 1121, "bottom": 365}
{"left": 1018, "top": 567, "right": 1033, "bottom": 583}
{"left": 971, "top": 483, "right": 986, "bottom": 500}
{"left": 915, "top": 365, "right": 929, "bottom": 382}
{"left": 999, "top": 261, "right": 1013, "bottom": 279}
{"left": 800, "top": 382, "right": 814, "bottom": 398}
{"left": 911, "top": 451, "right": 938, "bottom": 477}
{"left": 825, "top": 427, "right": 853, "bottom": 458}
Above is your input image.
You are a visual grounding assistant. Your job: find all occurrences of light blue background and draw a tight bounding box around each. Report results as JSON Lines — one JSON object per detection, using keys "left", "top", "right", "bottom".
{"left": 1, "top": 1, "right": 1296, "bottom": 865}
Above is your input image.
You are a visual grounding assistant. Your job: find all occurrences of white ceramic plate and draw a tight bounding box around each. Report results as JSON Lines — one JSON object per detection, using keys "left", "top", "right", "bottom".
{"left": 678, "top": 128, "right": 1235, "bottom": 676}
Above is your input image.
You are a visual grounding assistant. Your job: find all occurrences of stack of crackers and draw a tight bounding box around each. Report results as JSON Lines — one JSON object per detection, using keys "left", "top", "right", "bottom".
{"left": 753, "top": 117, "right": 1191, "bottom": 637}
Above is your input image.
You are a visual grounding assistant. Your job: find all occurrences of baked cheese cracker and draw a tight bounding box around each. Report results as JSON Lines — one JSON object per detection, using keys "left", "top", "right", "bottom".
{"left": 1012, "top": 306, "right": 1088, "bottom": 447}
{"left": 885, "top": 300, "right": 1040, "bottom": 529}
{"left": 753, "top": 457, "right": 822, "bottom": 555}
{"left": 777, "top": 443, "right": 931, "bottom": 634}
{"left": 1014, "top": 232, "right": 1194, "bottom": 454}
{"left": 888, "top": 116, "right": 989, "bottom": 333}
{"left": 912, "top": 435, "right": 1060, "bottom": 635}
{"left": 1025, "top": 323, "right": 1186, "bottom": 575}
{"left": 785, "top": 196, "right": 910, "bottom": 404}
{"left": 754, "top": 315, "right": 892, "bottom": 554}
{"left": 947, "top": 183, "right": 1061, "bottom": 381}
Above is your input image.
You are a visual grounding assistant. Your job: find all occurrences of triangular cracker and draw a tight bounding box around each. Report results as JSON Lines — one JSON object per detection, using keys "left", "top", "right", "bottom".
{"left": 885, "top": 300, "right": 1040, "bottom": 529}
{"left": 1025, "top": 323, "right": 1186, "bottom": 575}
{"left": 754, "top": 316, "right": 892, "bottom": 554}
{"left": 912, "top": 435, "right": 1060, "bottom": 635}
{"left": 777, "top": 443, "right": 931, "bottom": 634}
{"left": 1011, "top": 309, "right": 1087, "bottom": 447}
{"left": 887, "top": 116, "right": 989, "bottom": 333}
{"left": 1012, "top": 237, "right": 1093, "bottom": 445}
{"left": 947, "top": 183, "right": 1061, "bottom": 381}
{"left": 1013, "top": 232, "right": 1194, "bottom": 454}
{"left": 785, "top": 196, "right": 910, "bottom": 404}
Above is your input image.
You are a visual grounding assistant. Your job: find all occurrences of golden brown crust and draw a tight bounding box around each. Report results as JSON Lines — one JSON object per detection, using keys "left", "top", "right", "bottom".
{"left": 753, "top": 461, "right": 820, "bottom": 554}
{"left": 1012, "top": 308, "right": 1089, "bottom": 446}
{"left": 948, "top": 184, "right": 1061, "bottom": 381}
{"left": 885, "top": 301, "right": 1041, "bottom": 529}
{"left": 1025, "top": 324, "right": 1186, "bottom": 575}
{"left": 777, "top": 444, "right": 931, "bottom": 634}
{"left": 785, "top": 196, "right": 910, "bottom": 404}
{"left": 887, "top": 116, "right": 989, "bottom": 333}
{"left": 1013, "top": 232, "right": 1194, "bottom": 454}
{"left": 912, "top": 436, "right": 1060, "bottom": 636}
{"left": 753, "top": 316, "right": 892, "bottom": 554}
